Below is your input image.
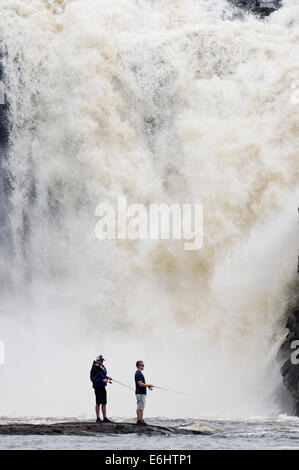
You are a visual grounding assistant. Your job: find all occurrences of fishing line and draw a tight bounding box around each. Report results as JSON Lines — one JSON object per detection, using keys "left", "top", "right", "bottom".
{"left": 111, "top": 379, "right": 198, "bottom": 398}
{"left": 153, "top": 385, "right": 198, "bottom": 398}
{"left": 110, "top": 378, "right": 135, "bottom": 391}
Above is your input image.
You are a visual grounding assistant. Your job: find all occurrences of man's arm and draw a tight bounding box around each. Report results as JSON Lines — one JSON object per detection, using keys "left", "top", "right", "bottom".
{"left": 91, "top": 370, "right": 102, "bottom": 386}
{"left": 101, "top": 369, "right": 112, "bottom": 383}
{"left": 92, "top": 369, "right": 109, "bottom": 386}
{"left": 137, "top": 380, "right": 154, "bottom": 389}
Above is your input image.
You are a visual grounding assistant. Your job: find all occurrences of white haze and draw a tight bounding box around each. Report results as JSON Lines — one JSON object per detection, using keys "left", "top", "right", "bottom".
{"left": 0, "top": 0, "right": 298, "bottom": 419}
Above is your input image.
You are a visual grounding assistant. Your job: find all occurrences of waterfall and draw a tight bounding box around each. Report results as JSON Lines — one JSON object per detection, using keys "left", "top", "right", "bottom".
{"left": 0, "top": 0, "right": 298, "bottom": 418}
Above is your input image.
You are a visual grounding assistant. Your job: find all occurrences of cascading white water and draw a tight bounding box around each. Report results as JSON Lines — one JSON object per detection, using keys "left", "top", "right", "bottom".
{"left": 0, "top": 0, "right": 298, "bottom": 418}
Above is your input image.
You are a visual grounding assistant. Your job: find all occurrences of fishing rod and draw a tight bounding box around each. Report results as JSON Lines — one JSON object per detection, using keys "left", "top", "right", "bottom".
{"left": 111, "top": 379, "right": 197, "bottom": 398}
{"left": 110, "top": 378, "right": 135, "bottom": 391}
{"left": 153, "top": 385, "right": 197, "bottom": 398}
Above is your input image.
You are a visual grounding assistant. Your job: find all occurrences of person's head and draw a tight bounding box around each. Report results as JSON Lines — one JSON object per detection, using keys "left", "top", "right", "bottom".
{"left": 136, "top": 360, "right": 144, "bottom": 370}
{"left": 96, "top": 355, "right": 105, "bottom": 365}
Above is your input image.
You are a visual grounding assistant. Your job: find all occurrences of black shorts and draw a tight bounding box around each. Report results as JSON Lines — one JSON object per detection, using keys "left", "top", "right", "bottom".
{"left": 95, "top": 387, "right": 107, "bottom": 405}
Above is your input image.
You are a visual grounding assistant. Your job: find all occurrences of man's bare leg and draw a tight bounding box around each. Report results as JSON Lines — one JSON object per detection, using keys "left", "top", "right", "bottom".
{"left": 102, "top": 404, "right": 107, "bottom": 419}
{"left": 95, "top": 404, "right": 100, "bottom": 418}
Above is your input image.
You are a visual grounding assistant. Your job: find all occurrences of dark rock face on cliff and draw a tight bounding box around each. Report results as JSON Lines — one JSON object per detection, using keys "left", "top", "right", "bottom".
{"left": 0, "top": 42, "right": 12, "bottom": 286}
{"left": 0, "top": 43, "right": 10, "bottom": 147}
{"left": 277, "top": 308, "right": 299, "bottom": 416}
{"left": 228, "top": 0, "right": 282, "bottom": 17}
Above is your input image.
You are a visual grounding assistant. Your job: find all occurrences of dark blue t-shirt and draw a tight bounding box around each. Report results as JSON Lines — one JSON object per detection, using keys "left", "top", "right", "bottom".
{"left": 135, "top": 370, "right": 146, "bottom": 395}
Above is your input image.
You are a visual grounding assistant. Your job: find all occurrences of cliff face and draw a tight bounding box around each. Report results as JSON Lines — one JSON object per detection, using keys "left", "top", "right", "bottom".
{"left": 277, "top": 304, "right": 299, "bottom": 416}
{"left": 0, "top": 44, "right": 9, "bottom": 146}
{"left": 228, "top": 0, "right": 282, "bottom": 17}
{"left": 0, "top": 43, "right": 12, "bottom": 263}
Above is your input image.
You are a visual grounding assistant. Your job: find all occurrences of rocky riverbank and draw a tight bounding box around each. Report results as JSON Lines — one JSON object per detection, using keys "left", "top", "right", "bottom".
{"left": 0, "top": 421, "right": 212, "bottom": 437}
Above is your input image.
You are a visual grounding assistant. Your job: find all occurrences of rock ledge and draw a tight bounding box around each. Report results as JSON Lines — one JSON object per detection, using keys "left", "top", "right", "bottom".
{"left": 0, "top": 421, "right": 211, "bottom": 437}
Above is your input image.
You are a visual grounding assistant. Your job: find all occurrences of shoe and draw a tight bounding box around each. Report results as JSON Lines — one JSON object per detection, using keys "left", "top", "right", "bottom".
{"left": 103, "top": 417, "right": 113, "bottom": 423}
{"left": 137, "top": 420, "right": 147, "bottom": 425}
{"left": 96, "top": 418, "right": 102, "bottom": 423}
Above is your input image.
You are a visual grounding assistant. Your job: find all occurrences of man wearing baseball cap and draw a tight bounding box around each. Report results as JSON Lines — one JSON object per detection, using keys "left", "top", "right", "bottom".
{"left": 90, "top": 355, "right": 112, "bottom": 423}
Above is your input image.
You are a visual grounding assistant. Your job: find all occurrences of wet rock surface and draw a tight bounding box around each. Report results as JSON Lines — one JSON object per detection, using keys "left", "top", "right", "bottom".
{"left": 228, "top": 0, "right": 282, "bottom": 17}
{"left": 0, "top": 43, "right": 10, "bottom": 146}
{"left": 0, "top": 421, "right": 212, "bottom": 437}
{"left": 278, "top": 307, "right": 299, "bottom": 416}
{"left": 0, "top": 41, "right": 13, "bottom": 266}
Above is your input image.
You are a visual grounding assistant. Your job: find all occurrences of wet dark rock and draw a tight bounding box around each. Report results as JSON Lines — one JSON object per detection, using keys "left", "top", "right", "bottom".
{"left": 228, "top": 0, "right": 282, "bottom": 18}
{"left": 280, "top": 359, "right": 291, "bottom": 378}
{"left": 0, "top": 421, "right": 212, "bottom": 437}
{"left": 278, "top": 301, "right": 299, "bottom": 416}
{"left": 0, "top": 44, "right": 10, "bottom": 146}
{"left": 0, "top": 40, "right": 13, "bottom": 287}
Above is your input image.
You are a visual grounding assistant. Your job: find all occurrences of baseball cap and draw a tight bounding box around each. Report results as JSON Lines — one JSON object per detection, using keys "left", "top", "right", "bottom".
{"left": 96, "top": 355, "right": 105, "bottom": 361}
